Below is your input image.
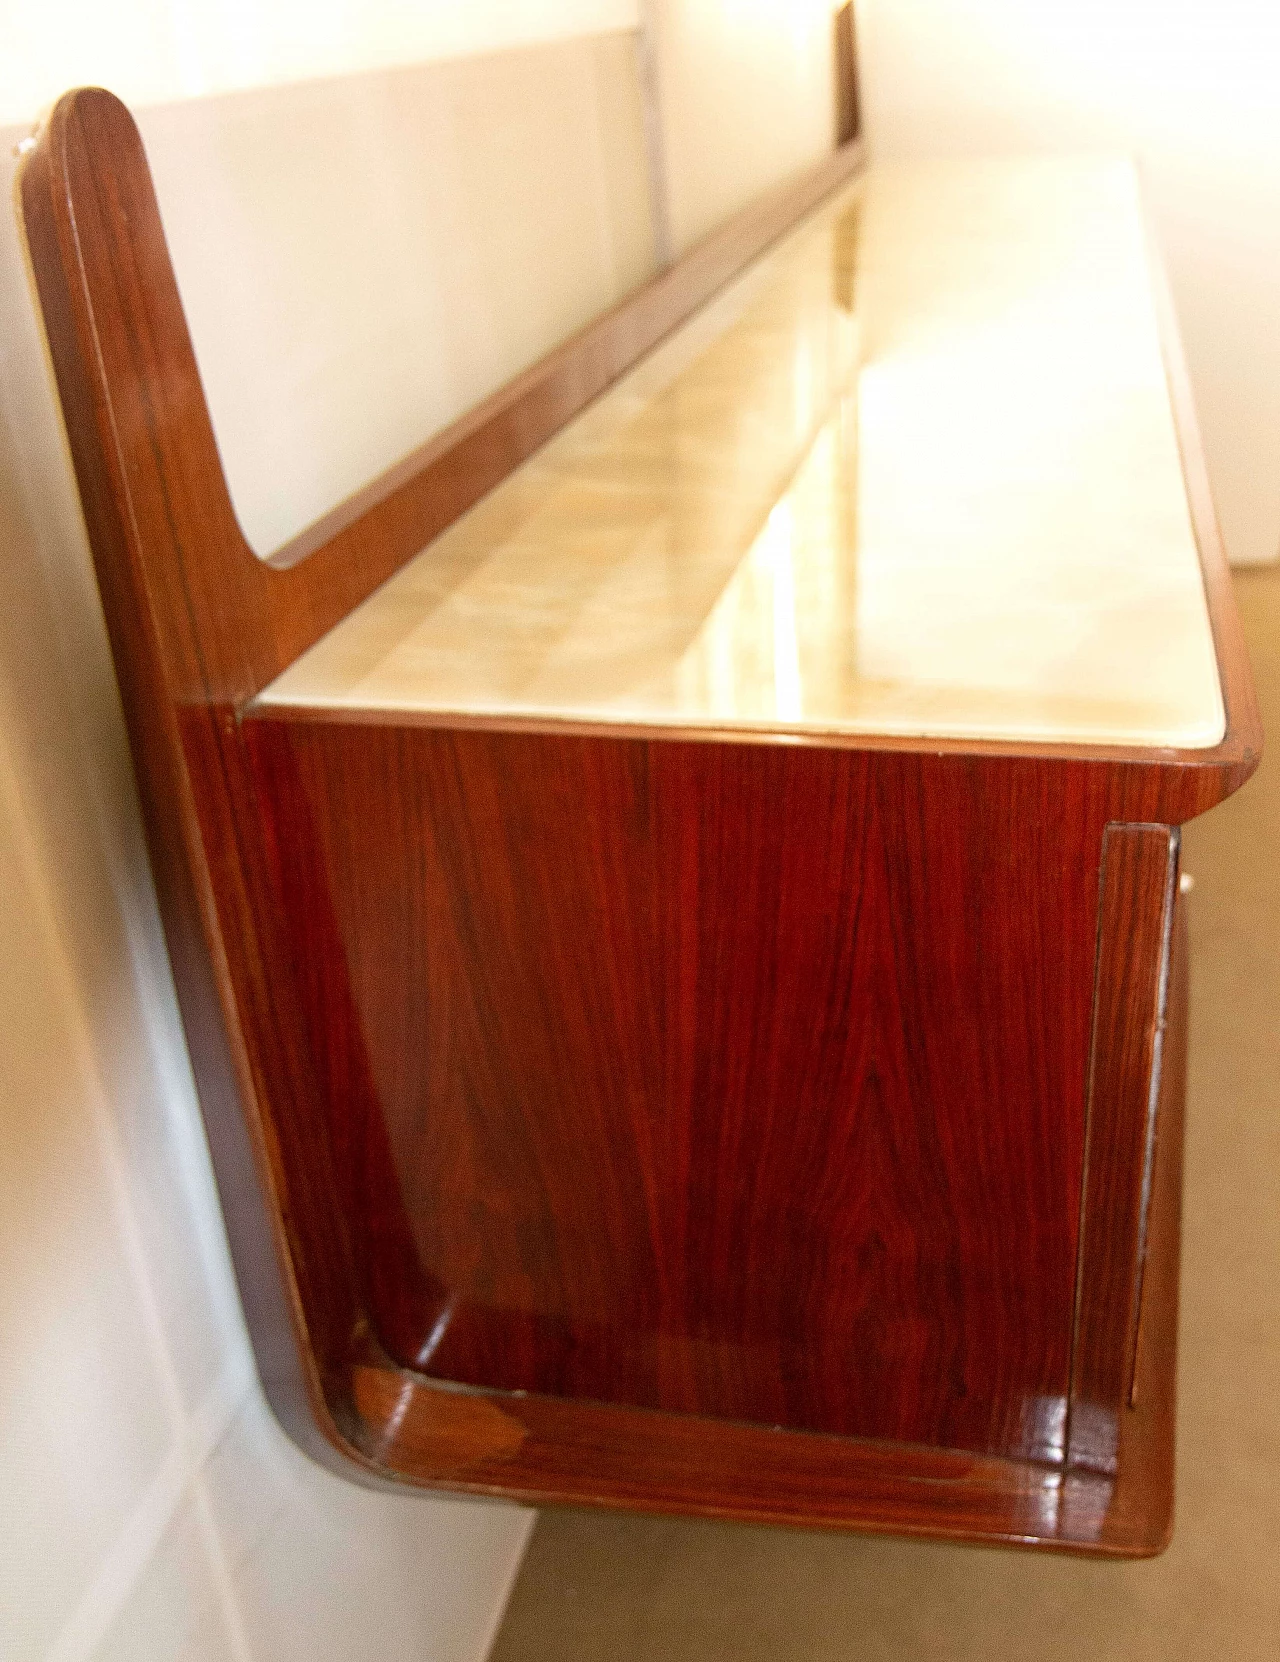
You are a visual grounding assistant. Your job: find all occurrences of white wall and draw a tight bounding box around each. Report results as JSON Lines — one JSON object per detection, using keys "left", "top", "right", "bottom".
{"left": 649, "top": 0, "right": 838, "bottom": 254}
{"left": 0, "top": 0, "right": 638, "bottom": 123}
{"left": 143, "top": 39, "right": 654, "bottom": 551}
{"left": 857, "top": 0, "right": 1280, "bottom": 567}
{"left": 0, "top": 3, "right": 649, "bottom": 1658}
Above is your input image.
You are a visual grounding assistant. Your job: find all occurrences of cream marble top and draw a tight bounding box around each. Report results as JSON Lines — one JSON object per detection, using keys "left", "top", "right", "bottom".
{"left": 260, "top": 157, "right": 1226, "bottom": 749}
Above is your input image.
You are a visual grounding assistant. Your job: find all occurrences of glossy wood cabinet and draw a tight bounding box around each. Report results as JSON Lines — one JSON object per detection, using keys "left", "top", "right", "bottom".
{"left": 21, "top": 86, "right": 1258, "bottom": 1555}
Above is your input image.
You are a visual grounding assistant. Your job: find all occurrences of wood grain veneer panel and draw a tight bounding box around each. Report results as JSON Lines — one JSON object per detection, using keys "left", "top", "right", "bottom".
{"left": 242, "top": 721, "right": 1112, "bottom": 1458}
{"left": 1091, "top": 895, "right": 1187, "bottom": 1551}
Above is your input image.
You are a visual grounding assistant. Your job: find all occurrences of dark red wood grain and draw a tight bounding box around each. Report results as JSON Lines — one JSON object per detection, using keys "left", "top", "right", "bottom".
{"left": 239, "top": 718, "right": 1196, "bottom": 1463}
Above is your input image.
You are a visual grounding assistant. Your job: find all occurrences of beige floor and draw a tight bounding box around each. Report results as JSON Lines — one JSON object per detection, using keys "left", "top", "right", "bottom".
{"left": 488, "top": 568, "right": 1280, "bottom": 1662}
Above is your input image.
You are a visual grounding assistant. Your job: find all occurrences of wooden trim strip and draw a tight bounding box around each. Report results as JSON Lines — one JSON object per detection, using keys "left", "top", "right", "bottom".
{"left": 1099, "top": 895, "right": 1187, "bottom": 1551}
{"left": 1068, "top": 823, "right": 1179, "bottom": 1477}
{"left": 834, "top": 3, "right": 861, "bottom": 146}
{"left": 244, "top": 699, "right": 1252, "bottom": 830}
{"left": 1129, "top": 837, "right": 1180, "bottom": 1407}
{"left": 635, "top": 0, "right": 675, "bottom": 268}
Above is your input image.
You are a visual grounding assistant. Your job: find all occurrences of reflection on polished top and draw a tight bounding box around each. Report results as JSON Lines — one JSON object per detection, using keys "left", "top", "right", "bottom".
{"left": 261, "top": 157, "right": 1226, "bottom": 748}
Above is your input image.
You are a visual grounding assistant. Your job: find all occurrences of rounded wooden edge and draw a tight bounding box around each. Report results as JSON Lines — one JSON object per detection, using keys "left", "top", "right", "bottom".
{"left": 1146, "top": 215, "right": 1263, "bottom": 790}
{"left": 304, "top": 1355, "right": 1167, "bottom": 1555}
{"left": 250, "top": 692, "right": 1257, "bottom": 777}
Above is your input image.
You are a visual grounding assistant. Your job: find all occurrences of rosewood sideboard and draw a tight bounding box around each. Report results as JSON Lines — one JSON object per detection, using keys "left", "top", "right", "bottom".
{"left": 21, "top": 88, "right": 1259, "bottom": 1555}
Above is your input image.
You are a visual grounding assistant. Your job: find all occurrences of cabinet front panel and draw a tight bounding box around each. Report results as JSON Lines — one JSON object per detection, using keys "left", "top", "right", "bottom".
{"left": 246, "top": 724, "right": 1116, "bottom": 1458}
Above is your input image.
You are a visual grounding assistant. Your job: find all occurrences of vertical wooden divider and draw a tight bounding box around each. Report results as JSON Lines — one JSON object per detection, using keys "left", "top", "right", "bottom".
{"left": 1069, "top": 823, "right": 1179, "bottom": 1476}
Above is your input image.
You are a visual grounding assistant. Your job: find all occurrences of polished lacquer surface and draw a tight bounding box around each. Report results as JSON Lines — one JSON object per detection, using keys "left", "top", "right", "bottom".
{"left": 263, "top": 157, "right": 1225, "bottom": 748}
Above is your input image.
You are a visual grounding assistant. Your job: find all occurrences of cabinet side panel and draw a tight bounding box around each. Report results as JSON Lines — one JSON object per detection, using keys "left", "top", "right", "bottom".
{"left": 245, "top": 723, "right": 1101, "bottom": 1459}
